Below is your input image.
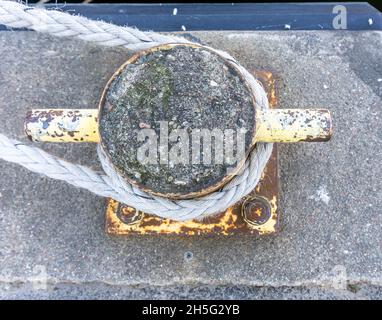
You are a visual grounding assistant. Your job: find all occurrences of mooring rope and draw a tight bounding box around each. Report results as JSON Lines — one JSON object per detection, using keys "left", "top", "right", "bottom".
{"left": 0, "top": 0, "right": 192, "bottom": 50}
{"left": 0, "top": 1, "right": 273, "bottom": 221}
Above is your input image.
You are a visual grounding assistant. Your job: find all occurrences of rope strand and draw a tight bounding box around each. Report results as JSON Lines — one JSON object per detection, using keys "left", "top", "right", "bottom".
{"left": 0, "top": 1, "right": 191, "bottom": 50}
{"left": 0, "top": 1, "right": 273, "bottom": 221}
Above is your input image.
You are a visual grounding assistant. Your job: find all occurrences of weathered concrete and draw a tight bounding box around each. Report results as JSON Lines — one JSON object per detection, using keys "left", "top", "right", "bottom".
{"left": 1, "top": 283, "right": 381, "bottom": 300}
{"left": 0, "top": 30, "right": 381, "bottom": 299}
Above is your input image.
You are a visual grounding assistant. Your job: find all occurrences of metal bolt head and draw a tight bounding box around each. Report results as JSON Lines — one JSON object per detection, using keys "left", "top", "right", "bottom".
{"left": 242, "top": 196, "right": 272, "bottom": 227}
{"left": 117, "top": 204, "right": 144, "bottom": 225}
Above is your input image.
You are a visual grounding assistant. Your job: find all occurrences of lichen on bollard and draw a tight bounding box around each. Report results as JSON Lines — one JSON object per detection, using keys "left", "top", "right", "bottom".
{"left": 99, "top": 45, "right": 255, "bottom": 198}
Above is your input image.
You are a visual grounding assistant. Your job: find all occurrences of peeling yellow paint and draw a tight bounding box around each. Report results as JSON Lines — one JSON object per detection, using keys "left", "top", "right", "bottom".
{"left": 25, "top": 109, "right": 99, "bottom": 143}
{"left": 255, "top": 109, "right": 332, "bottom": 143}
{"left": 106, "top": 198, "right": 241, "bottom": 236}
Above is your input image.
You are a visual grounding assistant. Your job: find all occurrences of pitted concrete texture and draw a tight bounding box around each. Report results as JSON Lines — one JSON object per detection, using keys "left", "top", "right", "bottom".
{"left": 0, "top": 283, "right": 381, "bottom": 300}
{"left": 0, "top": 31, "right": 381, "bottom": 299}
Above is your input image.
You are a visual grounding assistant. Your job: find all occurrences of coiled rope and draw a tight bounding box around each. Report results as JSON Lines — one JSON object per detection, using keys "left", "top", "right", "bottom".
{"left": 0, "top": 1, "right": 273, "bottom": 221}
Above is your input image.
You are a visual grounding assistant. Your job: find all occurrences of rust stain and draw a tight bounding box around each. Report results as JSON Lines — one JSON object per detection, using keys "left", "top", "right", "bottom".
{"left": 106, "top": 198, "right": 245, "bottom": 236}
{"left": 105, "top": 144, "right": 279, "bottom": 235}
{"left": 105, "top": 153, "right": 279, "bottom": 236}
{"left": 105, "top": 69, "right": 280, "bottom": 236}
{"left": 254, "top": 70, "right": 278, "bottom": 107}
{"left": 242, "top": 195, "right": 278, "bottom": 235}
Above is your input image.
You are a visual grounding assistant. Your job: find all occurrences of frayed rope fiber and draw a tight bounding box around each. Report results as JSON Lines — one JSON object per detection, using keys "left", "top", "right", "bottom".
{"left": 0, "top": 0, "right": 273, "bottom": 221}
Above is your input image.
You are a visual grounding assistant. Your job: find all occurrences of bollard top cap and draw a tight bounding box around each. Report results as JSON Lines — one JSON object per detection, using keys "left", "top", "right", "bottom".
{"left": 98, "top": 43, "right": 257, "bottom": 199}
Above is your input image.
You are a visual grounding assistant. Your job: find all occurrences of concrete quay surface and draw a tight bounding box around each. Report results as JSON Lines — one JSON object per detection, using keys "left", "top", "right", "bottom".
{"left": 0, "top": 30, "right": 381, "bottom": 299}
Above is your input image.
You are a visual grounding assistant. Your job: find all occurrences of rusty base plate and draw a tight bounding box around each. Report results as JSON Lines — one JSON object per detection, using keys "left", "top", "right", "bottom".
{"left": 105, "top": 70, "right": 279, "bottom": 236}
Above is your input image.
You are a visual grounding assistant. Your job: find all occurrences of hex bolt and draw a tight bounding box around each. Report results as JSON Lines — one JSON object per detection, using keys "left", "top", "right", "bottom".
{"left": 116, "top": 204, "right": 144, "bottom": 225}
{"left": 241, "top": 196, "right": 272, "bottom": 227}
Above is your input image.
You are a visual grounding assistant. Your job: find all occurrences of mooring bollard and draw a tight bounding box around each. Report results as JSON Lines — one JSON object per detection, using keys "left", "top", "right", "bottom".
{"left": 24, "top": 43, "right": 332, "bottom": 234}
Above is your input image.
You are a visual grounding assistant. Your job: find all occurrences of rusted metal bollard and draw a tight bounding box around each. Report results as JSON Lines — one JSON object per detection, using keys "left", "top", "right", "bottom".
{"left": 23, "top": 43, "right": 332, "bottom": 233}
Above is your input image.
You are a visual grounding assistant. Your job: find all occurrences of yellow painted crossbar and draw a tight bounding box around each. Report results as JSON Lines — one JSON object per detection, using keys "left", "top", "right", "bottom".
{"left": 255, "top": 109, "right": 332, "bottom": 143}
{"left": 25, "top": 109, "right": 99, "bottom": 143}
{"left": 25, "top": 108, "right": 332, "bottom": 143}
